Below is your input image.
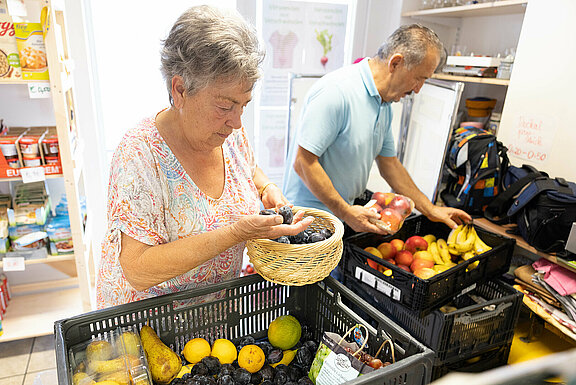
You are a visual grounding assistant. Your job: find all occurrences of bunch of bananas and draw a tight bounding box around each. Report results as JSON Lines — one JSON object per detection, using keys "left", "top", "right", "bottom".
{"left": 424, "top": 224, "right": 492, "bottom": 273}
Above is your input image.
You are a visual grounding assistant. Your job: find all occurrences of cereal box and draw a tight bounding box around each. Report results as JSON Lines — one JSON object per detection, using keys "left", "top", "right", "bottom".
{"left": 14, "top": 22, "right": 48, "bottom": 80}
{"left": 0, "top": 15, "right": 21, "bottom": 80}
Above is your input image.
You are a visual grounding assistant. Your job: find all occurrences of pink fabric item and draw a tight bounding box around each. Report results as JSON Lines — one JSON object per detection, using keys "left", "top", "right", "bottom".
{"left": 353, "top": 57, "right": 366, "bottom": 64}
{"left": 532, "top": 258, "right": 576, "bottom": 296}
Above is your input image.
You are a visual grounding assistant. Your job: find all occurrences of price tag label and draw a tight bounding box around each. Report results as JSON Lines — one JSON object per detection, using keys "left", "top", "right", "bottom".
{"left": 20, "top": 166, "right": 46, "bottom": 183}
{"left": 28, "top": 83, "right": 51, "bottom": 99}
{"left": 3, "top": 257, "right": 25, "bottom": 271}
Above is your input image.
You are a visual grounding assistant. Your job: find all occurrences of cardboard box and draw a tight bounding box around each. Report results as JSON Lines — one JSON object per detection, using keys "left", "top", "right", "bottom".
{"left": 0, "top": 15, "right": 22, "bottom": 80}
{"left": 14, "top": 22, "right": 48, "bottom": 80}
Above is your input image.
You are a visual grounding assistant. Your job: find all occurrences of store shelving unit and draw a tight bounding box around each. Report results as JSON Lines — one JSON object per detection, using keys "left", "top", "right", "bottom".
{"left": 0, "top": 0, "right": 93, "bottom": 342}
{"left": 402, "top": 0, "right": 528, "bottom": 18}
{"left": 432, "top": 73, "right": 510, "bottom": 86}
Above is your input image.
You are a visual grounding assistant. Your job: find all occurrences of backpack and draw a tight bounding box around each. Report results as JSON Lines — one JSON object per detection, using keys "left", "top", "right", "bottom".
{"left": 441, "top": 126, "right": 509, "bottom": 215}
{"left": 484, "top": 164, "right": 576, "bottom": 253}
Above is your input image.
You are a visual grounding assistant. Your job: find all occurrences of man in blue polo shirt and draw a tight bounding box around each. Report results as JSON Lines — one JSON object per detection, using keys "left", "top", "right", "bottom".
{"left": 283, "top": 24, "right": 471, "bottom": 234}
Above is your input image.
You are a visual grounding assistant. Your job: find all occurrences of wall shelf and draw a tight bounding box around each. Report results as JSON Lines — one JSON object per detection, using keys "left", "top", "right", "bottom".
{"left": 403, "top": 0, "right": 528, "bottom": 18}
{"left": 432, "top": 73, "right": 510, "bottom": 86}
{"left": 0, "top": 254, "right": 75, "bottom": 268}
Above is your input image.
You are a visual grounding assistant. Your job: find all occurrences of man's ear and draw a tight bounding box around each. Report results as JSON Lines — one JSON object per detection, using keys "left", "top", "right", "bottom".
{"left": 171, "top": 76, "right": 186, "bottom": 108}
{"left": 388, "top": 54, "right": 403, "bottom": 73}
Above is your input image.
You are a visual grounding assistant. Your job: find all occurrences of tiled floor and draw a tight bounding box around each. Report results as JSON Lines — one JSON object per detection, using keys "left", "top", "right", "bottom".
{"left": 0, "top": 335, "right": 57, "bottom": 385}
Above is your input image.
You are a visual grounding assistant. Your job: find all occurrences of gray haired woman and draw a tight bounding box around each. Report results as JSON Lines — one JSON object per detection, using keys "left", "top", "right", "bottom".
{"left": 96, "top": 5, "right": 312, "bottom": 309}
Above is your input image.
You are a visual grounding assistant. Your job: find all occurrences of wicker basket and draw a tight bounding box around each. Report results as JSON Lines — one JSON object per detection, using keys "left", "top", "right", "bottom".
{"left": 246, "top": 206, "right": 344, "bottom": 286}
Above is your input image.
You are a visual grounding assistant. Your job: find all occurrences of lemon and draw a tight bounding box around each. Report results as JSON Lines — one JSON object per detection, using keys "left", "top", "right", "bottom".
{"left": 211, "top": 338, "right": 237, "bottom": 364}
{"left": 182, "top": 338, "right": 211, "bottom": 364}
{"left": 238, "top": 344, "right": 265, "bottom": 373}
{"left": 268, "top": 315, "right": 301, "bottom": 350}
{"left": 270, "top": 349, "right": 297, "bottom": 368}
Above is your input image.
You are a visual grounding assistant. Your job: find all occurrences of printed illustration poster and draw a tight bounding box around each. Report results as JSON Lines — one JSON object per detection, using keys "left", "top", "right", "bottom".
{"left": 256, "top": 109, "right": 289, "bottom": 187}
{"left": 507, "top": 113, "right": 557, "bottom": 163}
{"left": 260, "top": 0, "right": 348, "bottom": 106}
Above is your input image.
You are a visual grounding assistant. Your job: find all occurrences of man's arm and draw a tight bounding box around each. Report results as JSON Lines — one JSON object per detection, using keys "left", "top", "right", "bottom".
{"left": 293, "top": 146, "right": 383, "bottom": 233}
{"left": 376, "top": 155, "right": 471, "bottom": 228}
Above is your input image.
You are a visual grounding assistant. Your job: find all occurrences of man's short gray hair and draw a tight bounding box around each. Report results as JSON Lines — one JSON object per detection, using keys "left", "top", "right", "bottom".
{"left": 160, "top": 5, "right": 265, "bottom": 105}
{"left": 377, "top": 24, "right": 445, "bottom": 69}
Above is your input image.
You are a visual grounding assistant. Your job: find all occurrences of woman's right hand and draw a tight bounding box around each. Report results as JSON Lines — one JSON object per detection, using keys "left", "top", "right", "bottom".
{"left": 230, "top": 211, "right": 314, "bottom": 242}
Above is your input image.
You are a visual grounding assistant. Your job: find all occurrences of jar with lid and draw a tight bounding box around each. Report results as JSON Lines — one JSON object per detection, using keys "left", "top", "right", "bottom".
{"left": 19, "top": 136, "right": 40, "bottom": 158}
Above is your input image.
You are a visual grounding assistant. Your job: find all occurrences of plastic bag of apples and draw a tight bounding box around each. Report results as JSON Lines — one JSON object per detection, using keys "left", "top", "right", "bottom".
{"left": 364, "top": 192, "right": 414, "bottom": 234}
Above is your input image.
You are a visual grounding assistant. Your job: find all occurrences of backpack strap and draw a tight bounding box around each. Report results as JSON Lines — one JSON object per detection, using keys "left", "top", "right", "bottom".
{"left": 507, "top": 177, "right": 575, "bottom": 217}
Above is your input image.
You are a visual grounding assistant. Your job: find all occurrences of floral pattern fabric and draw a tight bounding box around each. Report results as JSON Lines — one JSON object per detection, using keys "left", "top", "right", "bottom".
{"left": 96, "top": 115, "right": 259, "bottom": 309}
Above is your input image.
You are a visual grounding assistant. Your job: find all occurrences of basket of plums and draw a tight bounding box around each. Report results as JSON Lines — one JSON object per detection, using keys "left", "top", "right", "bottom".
{"left": 246, "top": 206, "right": 344, "bottom": 286}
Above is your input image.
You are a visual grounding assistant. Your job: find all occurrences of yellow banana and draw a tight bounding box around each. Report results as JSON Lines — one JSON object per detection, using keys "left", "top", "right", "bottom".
{"left": 461, "top": 251, "right": 476, "bottom": 261}
{"left": 423, "top": 234, "right": 437, "bottom": 246}
{"left": 470, "top": 227, "right": 492, "bottom": 254}
{"left": 454, "top": 225, "right": 475, "bottom": 253}
{"left": 436, "top": 238, "right": 452, "bottom": 264}
{"left": 428, "top": 242, "right": 444, "bottom": 265}
{"left": 447, "top": 225, "right": 464, "bottom": 245}
{"left": 448, "top": 244, "right": 460, "bottom": 256}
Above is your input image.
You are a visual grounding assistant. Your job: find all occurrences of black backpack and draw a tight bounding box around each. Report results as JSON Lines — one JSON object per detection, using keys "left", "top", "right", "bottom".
{"left": 441, "top": 126, "right": 509, "bottom": 215}
{"left": 484, "top": 164, "right": 576, "bottom": 253}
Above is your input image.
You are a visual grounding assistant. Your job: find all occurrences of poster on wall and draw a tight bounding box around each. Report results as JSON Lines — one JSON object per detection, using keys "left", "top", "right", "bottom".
{"left": 256, "top": 109, "right": 289, "bottom": 186}
{"left": 259, "top": 0, "right": 348, "bottom": 107}
{"left": 507, "top": 113, "right": 557, "bottom": 164}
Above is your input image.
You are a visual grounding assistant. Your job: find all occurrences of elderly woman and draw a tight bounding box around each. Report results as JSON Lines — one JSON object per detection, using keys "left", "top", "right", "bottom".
{"left": 96, "top": 6, "right": 311, "bottom": 309}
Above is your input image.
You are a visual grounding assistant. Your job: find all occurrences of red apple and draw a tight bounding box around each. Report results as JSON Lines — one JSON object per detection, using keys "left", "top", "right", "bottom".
{"left": 366, "top": 202, "right": 383, "bottom": 216}
{"left": 404, "top": 236, "right": 428, "bottom": 254}
{"left": 372, "top": 192, "right": 396, "bottom": 207}
{"left": 395, "top": 250, "right": 413, "bottom": 266}
{"left": 379, "top": 208, "right": 404, "bottom": 233}
{"left": 387, "top": 195, "right": 413, "bottom": 217}
{"left": 366, "top": 258, "right": 381, "bottom": 270}
{"left": 390, "top": 239, "right": 404, "bottom": 252}
{"left": 410, "top": 258, "right": 434, "bottom": 272}
{"left": 397, "top": 264, "right": 411, "bottom": 272}
{"left": 377, "top": 242, "right": 397, "bottom": 259}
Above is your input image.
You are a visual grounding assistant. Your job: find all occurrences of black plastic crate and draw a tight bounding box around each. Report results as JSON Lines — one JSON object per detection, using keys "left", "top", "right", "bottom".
{"left": 431, "top": 340, "right": 512, "bottom": 381}
{"left": 341, "top": 215, "right": 515, "bottom": 315}
{"left": 343, "top": 276, "right": 522, "bottom": 364}
{"left": 55, "top": 275, "right": 434, "bottom": 385}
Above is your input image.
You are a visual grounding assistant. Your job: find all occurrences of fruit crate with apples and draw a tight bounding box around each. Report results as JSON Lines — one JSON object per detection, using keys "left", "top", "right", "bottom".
{"left": 340, "top": 215, "right": 515, "bottom": 316}
{"left": 54, "top": 275, "right": 435, "bottom": 385}
{"left": 342, "top": 276, "right": 522, "bottom": 364}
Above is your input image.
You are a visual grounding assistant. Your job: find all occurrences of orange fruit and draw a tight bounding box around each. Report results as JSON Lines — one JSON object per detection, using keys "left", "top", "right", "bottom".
{"left": 211, "top": 338, "right": 237, "bottom": 364}
{"left": 182, "top": 337, "right": 211, "bottom": 364}
{"left": 238, "top": 344, "right": 265, "bottom": 373}
{"left": 267, "top": 315, "right": 301, "bottom": 350}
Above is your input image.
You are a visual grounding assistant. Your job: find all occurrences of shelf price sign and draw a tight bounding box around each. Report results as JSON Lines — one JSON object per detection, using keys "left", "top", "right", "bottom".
{"left": 28, "top": 83, "right": 51, "bottom": 99}
{"left": 20, "top": 166, "right": 46, "bottom": 183}
{"left": 2, "top": 257, "right": 25, "bottom": 271}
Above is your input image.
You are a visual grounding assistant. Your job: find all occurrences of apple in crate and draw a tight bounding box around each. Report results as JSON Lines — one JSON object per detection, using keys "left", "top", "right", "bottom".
{"left": 413, "top": 250, "right": 434, "bottom": 262}
{"left": 397, "top": 264, "right": 411, "bottom": 272}
{"left": 404, "top": 236, "right": 428, "bottom": 254}
{"left": 395, "top": 250, "right": 413, "bottom": 266}
{"left": 377, "top": 242, "right": 397, "bottom": 260}
{"left": 410, "top": 257, "right": 434, "bottom": 272}
{"left": 414, "top": 268, "right": 436, "bottom": 280}
{"left": 390, "top": 239, "right": 404, "bottom": 252}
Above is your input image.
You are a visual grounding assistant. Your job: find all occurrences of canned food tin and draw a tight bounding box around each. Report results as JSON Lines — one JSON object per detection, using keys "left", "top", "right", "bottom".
{"left": 0, "top": 136, "right": 18, "bottom": 157}
{"left": 5, "top": 155, "right": 20, "bottom": 168}
{"left": 23, "top": 156, "right": 41, "bottom": 167}
{"left": 19, "top": 136, "right": 40, "bottom": 156}
{"left": 44, "top": 156, "right": 60, "bottom": 166}
{"left": 41, "top": 135, "right": 59, "bottom": 156}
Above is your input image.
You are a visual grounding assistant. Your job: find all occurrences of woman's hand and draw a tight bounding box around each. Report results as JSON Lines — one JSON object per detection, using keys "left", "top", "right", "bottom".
{"left": 230, "top": 211, "right": 314, "bottom": 242}
{"left": 260, "top": 183, "right": 290, "bottom": 210}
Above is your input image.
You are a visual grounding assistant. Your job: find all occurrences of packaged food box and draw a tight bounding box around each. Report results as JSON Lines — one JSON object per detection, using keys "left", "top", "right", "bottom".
{"left": 67, "top": 326, "right": 152, "bottom": 385}
{"left": 46, "top": 215, "right": 73, "bottom": 255}
{"left": 14, "top": 22, "right": 48, "bottom": 80}
{"left": 0, "top": 15, "right": 22, "bottom": 80}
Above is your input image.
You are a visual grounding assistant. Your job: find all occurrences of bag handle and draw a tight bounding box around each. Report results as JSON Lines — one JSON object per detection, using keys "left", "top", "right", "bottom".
{"left": 338, "top": 324, "right": 368, "bottom": 357}
{"left": 375, "top": 339, "right": 395, "bottom": 364}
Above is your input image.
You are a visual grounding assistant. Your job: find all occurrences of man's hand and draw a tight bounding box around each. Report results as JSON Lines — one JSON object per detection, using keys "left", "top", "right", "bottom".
{"left": 425, "top": 206, "right": 472, "bottom": 229}
{"left": 341, "top": 205, "right": 392, "bottom": 235}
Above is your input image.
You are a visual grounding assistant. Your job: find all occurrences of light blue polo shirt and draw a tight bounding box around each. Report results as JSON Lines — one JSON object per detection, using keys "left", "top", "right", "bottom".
{"left": 283, "top": 58, "right": 396, "bottom": 214}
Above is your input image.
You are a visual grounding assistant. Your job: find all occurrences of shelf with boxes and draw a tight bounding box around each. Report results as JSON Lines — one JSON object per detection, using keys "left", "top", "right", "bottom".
{"left": 0, "top": 0, "right": 95, "bottom": 341}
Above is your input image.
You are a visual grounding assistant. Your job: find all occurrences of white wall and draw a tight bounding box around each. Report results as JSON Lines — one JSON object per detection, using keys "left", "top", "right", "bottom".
{"left": 498, "top": 0, "right": 576, "bottom": 181}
